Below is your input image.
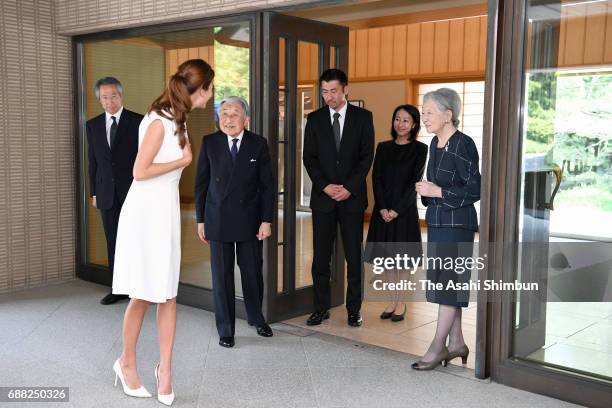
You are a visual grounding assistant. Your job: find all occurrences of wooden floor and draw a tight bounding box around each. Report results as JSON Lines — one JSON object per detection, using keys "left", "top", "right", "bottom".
{"left": 284, "top": 301, "right": 478, "bottom": 369}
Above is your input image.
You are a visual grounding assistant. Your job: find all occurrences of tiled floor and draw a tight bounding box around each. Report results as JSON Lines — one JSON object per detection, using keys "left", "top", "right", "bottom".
{"left": 527, "top": 302, "right": 612, "bottom": 379}
{"left": 0, "top": 280, "right": 581, "bottom": 408}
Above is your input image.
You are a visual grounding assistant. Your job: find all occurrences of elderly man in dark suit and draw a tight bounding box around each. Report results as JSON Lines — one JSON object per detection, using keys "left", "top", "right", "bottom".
{"left": 303, "top": 68, "right": 375, "bottom": 327}
{"left": 194, "top": 96, "right": 275, "bottom": 348}
{"left": 87, "top": 77, "right": 143, "bottom": 305}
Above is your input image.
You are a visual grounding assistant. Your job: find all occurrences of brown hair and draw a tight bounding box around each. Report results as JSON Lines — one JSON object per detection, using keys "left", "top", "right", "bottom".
{"left": 149, "top": 59, "right": 214, "bottom": 148}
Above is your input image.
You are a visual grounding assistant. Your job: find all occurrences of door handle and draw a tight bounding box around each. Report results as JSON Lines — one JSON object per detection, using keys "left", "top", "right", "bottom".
{"left": 543, "top": 164, "right": 562, "bottom": 211}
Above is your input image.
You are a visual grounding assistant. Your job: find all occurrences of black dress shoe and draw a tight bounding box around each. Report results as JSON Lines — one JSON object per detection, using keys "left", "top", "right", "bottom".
{"left": 219, "top": 336, "right": 235, "bottom": 348}
{"left": 348, "top": 312, "right": 363, "bottom": 327}
{"left": 100, "top": 293, "right": 128, "bottom": 305}
{"left": 256, "top": 323, "right": 273, "bottom": 337}
{"left": 306, "top": 310, "right": 330, "bottom": 326}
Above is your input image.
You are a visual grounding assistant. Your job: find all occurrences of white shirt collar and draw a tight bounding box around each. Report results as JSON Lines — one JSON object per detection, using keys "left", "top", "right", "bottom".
{"left": 227, "top": 130, "right": 245, "bottom": 150}
{"left": 227, "top": 130, "right": 244, "bottom": 142}
{"left": 105, "top": 106, "right": 124, "bottom": 124}
{"left": 329, "top": 100, "right": 348, "bottom": 119}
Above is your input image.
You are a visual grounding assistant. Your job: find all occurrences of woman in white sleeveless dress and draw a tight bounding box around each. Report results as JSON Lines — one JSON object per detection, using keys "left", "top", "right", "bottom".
{"left": 110, "top": 59, "right": 214, "bottom": 406}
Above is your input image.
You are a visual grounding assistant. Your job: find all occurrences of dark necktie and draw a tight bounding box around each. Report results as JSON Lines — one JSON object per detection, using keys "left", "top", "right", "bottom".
{"left": 231, "top": 138, "right": 239, "bottom": 163}
{"left": 110, "top": 116, "right": 118, "bottom": 148}
{"left": 332, "top": 112, "right": 341, "bottom": 151}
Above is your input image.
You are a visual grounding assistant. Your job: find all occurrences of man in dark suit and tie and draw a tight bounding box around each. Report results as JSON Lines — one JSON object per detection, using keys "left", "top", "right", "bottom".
{"left": 86, "top": 77, "right": 143, "bottom": 305}
{"left": 195, "top": 96, "right": 275, "bottom": 348}
{"left": 303, "top": 69, "right": 375, "bottom": 327}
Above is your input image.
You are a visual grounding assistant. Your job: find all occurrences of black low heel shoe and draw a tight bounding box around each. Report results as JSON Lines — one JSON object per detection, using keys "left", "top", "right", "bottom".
{"left": 391, "top": 305, "right": 406, "bottom": 322}
{"left": 380, "top": 310, "right": 393, "bottom": 319}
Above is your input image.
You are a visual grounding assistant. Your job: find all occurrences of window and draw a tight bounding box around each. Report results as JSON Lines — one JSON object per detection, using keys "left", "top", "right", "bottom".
{"left": 80, "top": 22, "right": 251, "bottom": 291}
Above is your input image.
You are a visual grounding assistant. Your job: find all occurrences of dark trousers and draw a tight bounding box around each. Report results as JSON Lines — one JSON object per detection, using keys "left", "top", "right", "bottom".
{"left": 210, "top": 239, "right": 265, "bottom": 337}
{"left": 99, "top": 194, "right": 122, "bottom": 276}
{"left": 312, "top": 208, "right": 364, "bottom": 313}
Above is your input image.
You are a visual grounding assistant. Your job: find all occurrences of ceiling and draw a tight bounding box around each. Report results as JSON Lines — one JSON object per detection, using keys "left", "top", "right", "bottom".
{"left": 286, "top": 0, "right": 486, "bottom": 24}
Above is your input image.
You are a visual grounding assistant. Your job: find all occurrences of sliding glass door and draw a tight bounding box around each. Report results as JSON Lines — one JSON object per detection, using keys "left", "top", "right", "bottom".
{"left": 486, "top": 1, "right": 612, "bottom": 406}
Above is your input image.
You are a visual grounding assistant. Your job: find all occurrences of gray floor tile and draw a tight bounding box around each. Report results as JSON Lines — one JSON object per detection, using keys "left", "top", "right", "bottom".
{"left": 198, "top": 368, "right": 317, "bottom": 408}
{"left": 204, "top": 333, "right": 308, "bottom": 369}
{"left": 302, "top": 335, "right": 415, "bottom": 369}
{"left": 310, "top": 366, "right": 439, "bottom": 407}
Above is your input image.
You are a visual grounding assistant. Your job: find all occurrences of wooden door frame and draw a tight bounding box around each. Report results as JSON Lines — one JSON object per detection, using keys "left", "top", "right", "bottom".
{"left": 262, "top": 11, "right": 350, "bottom": 322}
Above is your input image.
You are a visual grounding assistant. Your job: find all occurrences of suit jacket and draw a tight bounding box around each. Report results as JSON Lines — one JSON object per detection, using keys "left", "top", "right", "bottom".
{"left": 421, "top": 131, "right": 481, "bottom": 231}
{"left": 194, "top": 130, "right": 275, "bottom": 242}
{"left": 86, "top": 109, "right": 143, "bottom": 210}
{"left": 302, "top": 103, "right": 375, "bottom": 213}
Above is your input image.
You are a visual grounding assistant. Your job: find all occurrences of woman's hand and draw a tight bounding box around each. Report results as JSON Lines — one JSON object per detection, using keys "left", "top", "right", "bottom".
{"left": 415, "top": 181, "right": 442, "bottom": 198}
{"left": 181, "top": 137, "right": 192, "bottom": 167}
{"left": 387, "top": 210, "right": 399, "bottom": 221}
{"left": 380, "top": 209, "right": 390, "bottom": 222}
{"left": 380, "top": 209, "right": 398, "bottom": 223}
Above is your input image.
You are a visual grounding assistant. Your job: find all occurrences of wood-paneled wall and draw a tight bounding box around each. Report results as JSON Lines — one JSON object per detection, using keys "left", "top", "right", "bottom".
{"left": 278, "top": 40, "right": 320, "bottom": 84}
{"left": 558, "top": 0, "right": 612, "bottom": 67}
{"left": 165, "top": 46, "right": 215, "bottom": 80}
{"left": 279, "top": 16, "right": 488, "bottom": 85}
{"left": 348, "top": 16, "right": 488, "bottom": 80}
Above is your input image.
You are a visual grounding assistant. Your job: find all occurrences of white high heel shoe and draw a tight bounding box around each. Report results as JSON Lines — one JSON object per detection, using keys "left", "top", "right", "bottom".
{"left": 113, "top": 358, "right": 152, "bottom": 398}
{"left": 155, "top": 363, "right": 175, "bottom": 406}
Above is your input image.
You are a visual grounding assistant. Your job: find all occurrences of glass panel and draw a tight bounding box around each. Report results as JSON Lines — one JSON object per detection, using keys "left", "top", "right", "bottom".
{"left": 278, "top": 198, "right": 285, "bottom": 293}
{"left": 330, "top": 46, "right": 337, "bottom": 68}
{"left": 295, "top": 41, "right": 319, "bottom": 289}
{"left": 83, "top": 40, "right": 166, "bottom": 268}
{"left": 82, "top": 22, "right": 251, "bottom": 293}
{"left": 277, "top": 244, "right": 284, "bottom": 294}
{"left": 277, "top": 206, "right": 284, "bottom": 246}
{"left": 512, "top": 0, "right": 612, "bottom": 380}
{"left": 277, "top": 37, "right": 286, "bottom": 294}
{"left": 296, "top": 211, "right": 314, "bottom": 289}
{"left": 279, "top": 38, "right": 286, "bottom": 142}
{"left": 297, "top": 87, "right": 314, "bottom": 209}
{"left": 278, "top": 142, "right": 285, "bottom": 195}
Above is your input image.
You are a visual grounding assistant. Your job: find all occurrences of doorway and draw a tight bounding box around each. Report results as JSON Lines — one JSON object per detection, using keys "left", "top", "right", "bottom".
{"left": 268, "top": 2, "right": 489, "bottom": 372}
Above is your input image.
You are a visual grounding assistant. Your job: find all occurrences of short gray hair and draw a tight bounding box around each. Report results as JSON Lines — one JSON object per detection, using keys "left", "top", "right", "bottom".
{"left": 423, "top": 88, "right": 462, "bottom": 127}
{"left": 94, "top": 77, "right": 123, "bottom": 99}
{"left": 219, "top": 96, "right": 250, "bottom": 117}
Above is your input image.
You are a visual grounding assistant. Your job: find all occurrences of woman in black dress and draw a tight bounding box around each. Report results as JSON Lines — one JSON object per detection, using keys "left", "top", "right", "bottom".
{"left": 366, "top": 105, "right": 427, "bottom": 322}
{"left": 413, "top": 88, "right": 481, "bottom": 370}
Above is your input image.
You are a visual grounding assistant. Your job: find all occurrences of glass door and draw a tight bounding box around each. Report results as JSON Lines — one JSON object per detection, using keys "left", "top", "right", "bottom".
{"left": 513, "top": 0, "right": 612, "bottom": 377}
{"left": 489, "top": 1, "right": 612, "bottom": 406}
{"left": 262, "top": 12, "right": 349, "bottom": 321}
{"left": 75, "top": 17, "right": 256, "bottom": 294}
